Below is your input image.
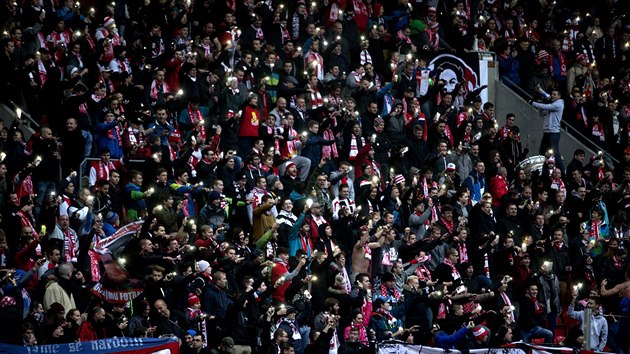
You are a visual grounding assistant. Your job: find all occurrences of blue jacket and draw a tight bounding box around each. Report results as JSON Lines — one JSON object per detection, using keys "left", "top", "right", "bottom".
{"left": 147, "top": 120, "right": 174, "bottom": 146}
{"left": 288, "top": 213, "right": 310, "bottom": 257}
{"left": 201, "top": 283, "right": 233, "bottom": 319}
{"left": 95, "top": 121, "right": 124, "bottom": 158}
{"left": 300, "top": 133, "right": 335, "bottom": 163}
{"left": 434, "top": 327, "right": 469, "bottom": 349}
{"left": 124, "top": 182, "right": 146, "bottom": 211}
{"left": 462, "top": 171, "right": 486, "bottom": 204}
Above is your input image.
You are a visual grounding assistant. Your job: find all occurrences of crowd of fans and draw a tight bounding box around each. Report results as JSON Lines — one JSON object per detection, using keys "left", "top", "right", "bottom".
{"left": 0, "top": 0, "right": 629, "bottom": 353}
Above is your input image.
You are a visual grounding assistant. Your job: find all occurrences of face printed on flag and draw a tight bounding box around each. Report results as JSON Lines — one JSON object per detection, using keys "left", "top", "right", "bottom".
{"left": 429, "top": 54, "right": 479, "bottom": 94}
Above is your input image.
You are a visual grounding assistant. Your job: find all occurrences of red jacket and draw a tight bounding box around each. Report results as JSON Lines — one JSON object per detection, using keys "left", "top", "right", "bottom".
{"left": 271, "top": 261, "right": 291, "bottom": 303}
{"left": 239, "top": 105, "right": 261, "bottom": 137}
{"left": 489, "top": 175, "right": 509, "bottom": 206}
{"left": 77, "top": 321, "right": 106, "bottom": 342}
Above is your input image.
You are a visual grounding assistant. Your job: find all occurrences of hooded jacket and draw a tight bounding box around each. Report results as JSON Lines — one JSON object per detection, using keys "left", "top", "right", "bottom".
{"left": 568, "top": 302, "right": 608, "bottom": 350}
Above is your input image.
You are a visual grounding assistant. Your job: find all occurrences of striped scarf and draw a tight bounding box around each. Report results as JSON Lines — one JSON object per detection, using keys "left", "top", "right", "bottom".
{"left": 305, "top": 51, "right": 324, "bottom": 79}
{"left": 349, "top": 134, "right": 364, "bottom": 159}
{"left": 380, "top": 284, "right": 400, "bottom": 302}
{"left": 549, "top": 52, "right": 567, "bottom": 78}
{"left": 321, "top": 128, "right": 338, "bottom": 159}
{"left": 360, "top": 49, "right": 372, "bottom": 65}
{"left": 93, "top": 160, "right": 116, "bottom": 182}
{"left": 37, "top": 60, "right": 48, "bottom": 88}
{"left": 150, "top": 80, "right": 170, "bottom": 100}
{"left": 443, "top": 259, "right": 460, "bottom": 280}
{"left": 415, "top": 263, "right": 431, "bottom": 282}
{"left": 309, "top": 85, "right": 323, "bottom": 110}
{"left": 187, "top": 105, "right": 207, "bottom": 141}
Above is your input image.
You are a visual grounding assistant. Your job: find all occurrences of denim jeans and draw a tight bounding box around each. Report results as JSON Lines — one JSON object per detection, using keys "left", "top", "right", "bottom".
{"left": 521, "top": 325, "right": 554, "bottom": 343}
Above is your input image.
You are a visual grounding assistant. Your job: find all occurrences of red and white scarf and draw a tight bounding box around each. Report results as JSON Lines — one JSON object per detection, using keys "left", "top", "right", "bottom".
{"left": 349, "top": 134, "right": 364, "bottom": 160}
{"left": 415, "top": 262, "right": 432, "bottom": 282}
{"left": 591, "top": 122, "right": 605, "bottom": 141}
{"left": 549, "top": 52, "right": 567, "bottom": 78}
{"left": 150, "top": 80, "right": 170, "bottom": 100}
{"left": 281, "top": 126, "right": 299, "bottom": 158}
{"left": 89, "top": 249, "right": 101, "bottom": 281}
{"left": 589, "top": 220, "right": 601, "bottom": 241}
{"left": 187, "top": 105, "right": 207, "bottom": 141}
{"left": 37, "top": 60, "right": 48, "bottom": 88}
{"left": 440, "top": 216, "right": 455, "bottom": 234}
{"left": 304, "top": 51, "right": 324, "bottom": 80}
{"left": 458, "top": 242, "right": 468, "bottom": 263}
{"left": 360, "top": 49, "right": 372, "bottom": 65}
{"left": 321, "top": 128, "right": 338, "bottom": 159}
{"left": 47, "top": 30, "right": 71, "bottom": 47}
{"left": 93, "top": 160, "right": 116, "bottom": 182}
{"left": 443, "top": 259, "right": 461, "bottom": 280}
{"left": 380, "top": 284, "right": 400, "bottom": 302}
{"left": 107, "top": 123, "right": 123, "bottom": 147}
{"left": 528, "top": 294, "right": 544, "bottom": 315}
{"left": 308, "top": 84, "right": 323, "bottom": 110}
{"left": 63, "top": 229, "right": 77, "bottom": 262}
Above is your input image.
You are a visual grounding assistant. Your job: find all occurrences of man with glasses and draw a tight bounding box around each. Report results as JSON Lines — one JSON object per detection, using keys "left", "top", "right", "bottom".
{"left": 267, "top": 329, "right": 289, "bottom": 354}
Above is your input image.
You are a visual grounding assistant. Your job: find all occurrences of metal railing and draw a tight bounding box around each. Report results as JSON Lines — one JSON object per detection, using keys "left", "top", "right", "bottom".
{"left": 4, "top": 99, "right": 40, "bottom": 130}
{"left": 500, "top": 77, "right": 619, "bottom": 165}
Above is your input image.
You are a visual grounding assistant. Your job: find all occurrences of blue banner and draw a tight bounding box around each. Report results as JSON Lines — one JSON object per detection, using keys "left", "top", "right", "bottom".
{"left": 0, "top": 337, "right": 179, "bottom": 354}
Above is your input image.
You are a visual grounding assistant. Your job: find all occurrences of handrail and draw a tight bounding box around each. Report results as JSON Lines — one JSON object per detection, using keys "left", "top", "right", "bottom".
{"left": 5, "top": 99, "right": 40, "bottom": 130}
{"left": 79, "top": 157, "right": 145, "bottom": 189}
{"left": 500, "top": 77, "right": 619, "bottom": 165}
{"left": 562, "top": 121, "right": 619, "bottom": 164}
{"left": 500, "top": 77, "right": 533, "bottom": 100}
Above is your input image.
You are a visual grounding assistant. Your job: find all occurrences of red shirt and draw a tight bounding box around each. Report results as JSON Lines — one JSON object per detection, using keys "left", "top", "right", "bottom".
{"left": 239, "top": 105, "right": 261, "bottom": 137}
{"left": 271, "top": 261, "right": 291, "bottom": 303}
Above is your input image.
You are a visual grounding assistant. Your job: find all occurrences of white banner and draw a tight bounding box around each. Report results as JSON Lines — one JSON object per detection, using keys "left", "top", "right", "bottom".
{"left": 377, "top": 341, "right": 526, "bottom": 354}
{"left": 478, "top": 59, "right": 489, "bottom": 104}
{"left": 376, "top": 341, "right": 604, "bottom": 354}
